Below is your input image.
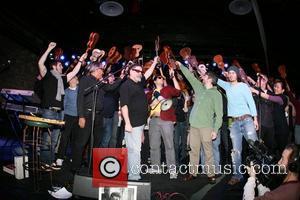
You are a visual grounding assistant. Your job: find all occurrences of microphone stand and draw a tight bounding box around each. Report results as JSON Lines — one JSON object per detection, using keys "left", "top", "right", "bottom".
{"left": 257, "top": 77, "right": 262, "bottom": 140}
{"left": 84, "top": 65, "right": 127, "bottom": 175}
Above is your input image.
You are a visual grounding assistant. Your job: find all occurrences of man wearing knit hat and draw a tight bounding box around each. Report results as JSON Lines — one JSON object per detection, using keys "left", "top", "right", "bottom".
{"left": 217, "top": 65, "right": 258, "bottom": 185}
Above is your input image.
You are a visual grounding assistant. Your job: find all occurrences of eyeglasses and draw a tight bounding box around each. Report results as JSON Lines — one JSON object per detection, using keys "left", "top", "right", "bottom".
{"left": 131, "top": 69, "right": 143, "bottom": 74}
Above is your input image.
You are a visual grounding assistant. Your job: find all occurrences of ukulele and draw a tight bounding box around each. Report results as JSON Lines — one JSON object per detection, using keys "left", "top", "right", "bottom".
{"left": 179, "top": 47, "right": 198, "bottom": 68}
{"left": 53, "top": 47, "right": 63, "bottom": 61}
{"left": 278, "top": 64, "right": 287, "bottom": 79}
{"left": 106, "top": 46, "right": 122, "bottom": 64}
{"left": 85, "top": 32, "right": 100, "bottom": 54}
{"left": 213, "top": 54, "right": 225, "bottom": 71}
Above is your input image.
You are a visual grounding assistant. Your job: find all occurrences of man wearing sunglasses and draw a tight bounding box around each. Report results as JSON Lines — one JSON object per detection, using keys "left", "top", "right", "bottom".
{"left": 119, "top": 56, "right": 158, "bottom": 180}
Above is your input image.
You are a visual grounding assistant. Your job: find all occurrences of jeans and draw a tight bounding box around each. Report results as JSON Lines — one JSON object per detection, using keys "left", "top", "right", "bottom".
{"left": 109, "top": 111, "right": 119, "bottom": 148}
{"left": 125, "top": 125, "right": 144, "bottom": 180}
{"left": 40, "top": 109, "right": 63, "bottom": 164}
{"left": 200, "top": 132, "right": 221, "bottom": 174}
{"left": 174, "top": 121, "right": 188, "bottom": 166}
{"left": 230, "top": 116, "right": 257, "bottom": 180}
{"left": 100, "top": 117, "right": 113, "bottom": 147}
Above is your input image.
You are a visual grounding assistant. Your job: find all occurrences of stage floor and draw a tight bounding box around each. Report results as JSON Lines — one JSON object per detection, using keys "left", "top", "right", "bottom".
{"left": 0, "top": 137, "right": 245, "bottom": 200}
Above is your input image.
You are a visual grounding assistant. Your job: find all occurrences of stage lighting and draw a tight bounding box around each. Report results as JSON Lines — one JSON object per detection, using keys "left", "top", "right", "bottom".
{"left": 71, "top": 55, "right": 76, "bottom": 59}
{"left": 224, "top": 63, "right": 229, "bottom": 68}
{"left": 60, "top": 55, "right": 65, "bottom": 60}
{"left": 229, "top": 0, "right": 252, "bottom": 15}
{"left": 99, "top": 0, "right": 124, "bottom": 17}
{"left": 64, "top": 61, "right": 70, "bottom": 66}
{"left": 212, "top": 62, "right": 217, "bottom": 67}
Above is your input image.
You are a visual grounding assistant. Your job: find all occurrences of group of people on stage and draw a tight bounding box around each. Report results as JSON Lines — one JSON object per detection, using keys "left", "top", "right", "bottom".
{"left": 35, "top": 42, "right": 299, "bottom": 199}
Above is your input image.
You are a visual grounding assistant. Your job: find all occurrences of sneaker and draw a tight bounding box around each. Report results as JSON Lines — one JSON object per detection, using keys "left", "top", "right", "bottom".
{"left": 51, "top": 159, "right": 62, "bottom": 170}
{"left": 170, "top": 172, "right": 178, "bottom": 179}
{"left": 48, "top": 187, "right": 72, "bottom": 199}
{"left": 41, "top": 163, "right": 52, "bottom": 172}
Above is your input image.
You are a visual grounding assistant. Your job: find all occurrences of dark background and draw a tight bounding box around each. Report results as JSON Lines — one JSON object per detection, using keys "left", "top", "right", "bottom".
{"left": 0, "top": 0, "right": 299, "bottom": 92}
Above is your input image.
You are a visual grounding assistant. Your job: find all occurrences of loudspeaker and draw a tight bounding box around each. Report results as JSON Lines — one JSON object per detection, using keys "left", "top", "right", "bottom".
{"left": 72, "top": 174, "right": 98, "bottom": 199}
{"left": 73, "top": 174, "right": 151, "bottom": 200}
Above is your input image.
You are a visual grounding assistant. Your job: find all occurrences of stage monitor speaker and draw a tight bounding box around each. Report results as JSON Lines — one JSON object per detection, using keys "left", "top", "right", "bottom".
{"left": 72, "top": 174, "right": 151, "bottom": 200}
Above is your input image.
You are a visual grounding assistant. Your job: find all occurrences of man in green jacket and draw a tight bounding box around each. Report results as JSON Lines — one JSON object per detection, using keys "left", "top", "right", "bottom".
{"left": 176, "top": 61, "right": 223, "bottom": 184}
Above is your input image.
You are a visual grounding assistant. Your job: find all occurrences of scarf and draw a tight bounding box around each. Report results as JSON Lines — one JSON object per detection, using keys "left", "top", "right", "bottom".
{"left": 50, "top": 70, "right": 65, "bottom": 101}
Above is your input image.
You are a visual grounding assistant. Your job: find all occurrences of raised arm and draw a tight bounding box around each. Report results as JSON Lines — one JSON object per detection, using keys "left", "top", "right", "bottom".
{"left": 250, "top": 87, "right": 284, "bottom": 105}
{"left": 169, "top": 68, "right": 181, "bottom": 90}
{"left": 66, "top": 52, "right": 87, "bottom": 82}
{"left": 144, "top": 56, "right": 159, "bottom": 80}
{"left": 176, "top": 61, "right": 202, "bottom": 92}
{"left": 38, "top": 42, "right": 56, "bottom": 77}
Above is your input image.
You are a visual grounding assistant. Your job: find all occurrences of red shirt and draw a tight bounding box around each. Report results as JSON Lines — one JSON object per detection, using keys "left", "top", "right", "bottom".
{"left": 147, "top": 86, "right": 180, "bottom": 122}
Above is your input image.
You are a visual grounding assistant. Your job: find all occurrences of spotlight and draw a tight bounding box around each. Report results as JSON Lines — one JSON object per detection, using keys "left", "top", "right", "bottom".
{"left": 184, "top": 60, "right": 189, "bottom": 64}
{"left": 224, "top": 63, "right": 229, "bottom": 68}
{"left": 212, "top": 62, "right": 217, "bottom": 67}
{"left": 50, "top": 53, "right": 53, "bottom": 56}
{"left": 206, "top": 63, "right": 209, "bottom": 66}
{"left": 122, "top": 62, "right": 126, "bottom": 66}
{"left": 71, "top": 55, "right": 76, "bottom": 59}
{"left": 60, "top": 55, "right": 65, "bottom": 60}
{"left": 64, "top": 61, "right": 70, "bottom": 66}
{"left": 87, "top": 61, "right": 91, "bottom": 65}
{"left": 101, "top": 61, "right": 106, "bottom": 66}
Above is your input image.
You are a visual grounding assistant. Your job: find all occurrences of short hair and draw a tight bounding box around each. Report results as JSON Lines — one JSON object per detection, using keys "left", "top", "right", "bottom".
{"left": 86, "top": 62, "right": 104, "bottom": 73}
{"left": 274, "top": 79, "right": 286, "bottom": 90}
{"left": 49, "top": 60, "right": 61, "bottom": 68}
{"left": 285, "top": 144, "right": 299, "bottom": 163}
{"left": 128, "top": 63, "right": 142, "bottom": 75}
{"left": 110, "top": 192, "right": 121, "bottom": 198}
{"left": 129, "top": 63, "right": 142, "bottom": 70}
{"left": 206, "top": 72, "right": 217, "bottom": 85}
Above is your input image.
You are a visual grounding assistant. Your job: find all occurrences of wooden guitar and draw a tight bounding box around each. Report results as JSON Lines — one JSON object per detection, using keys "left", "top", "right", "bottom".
{"left": 213, "top": 54, "right": 225, "bottom": 71}
{"left": 85, "top": 32, "right": 100, "bottom": 54}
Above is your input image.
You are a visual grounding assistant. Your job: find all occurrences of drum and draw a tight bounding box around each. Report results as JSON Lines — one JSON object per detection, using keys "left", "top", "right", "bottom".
{"left": 160, "top": 99, "right": 173, "bottom": 111}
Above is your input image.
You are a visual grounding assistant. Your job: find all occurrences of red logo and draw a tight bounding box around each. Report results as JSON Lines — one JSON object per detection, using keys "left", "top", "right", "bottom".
{"left": 93, "top": 148, "right": 128, "bottom": 187}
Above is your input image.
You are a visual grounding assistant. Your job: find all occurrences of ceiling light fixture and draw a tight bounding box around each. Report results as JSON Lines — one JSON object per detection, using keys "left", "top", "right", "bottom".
{"left": 99, "top": 0, "right": 124, "bottom": 17}
{"left": 229, "top": 0, "right": 252, "bottom": 15}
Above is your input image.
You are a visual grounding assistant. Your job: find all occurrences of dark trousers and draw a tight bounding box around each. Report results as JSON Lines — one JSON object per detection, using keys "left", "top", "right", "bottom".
{"left": 260, "top": 126, "right": 275, "bottom": 154}
{"left": 57, "top": 114, "right": 78, "bottom": 159}
{"left": 71, "top": 112, "right": 104, "bottom": 171}
{"left": 220, "top": 122, "right": 230, "bottom": 165}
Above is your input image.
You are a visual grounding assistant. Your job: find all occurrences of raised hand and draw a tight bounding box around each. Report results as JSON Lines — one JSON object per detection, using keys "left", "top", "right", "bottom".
{"left": 48, "top": 42, "right": 56, "bottom": 50}
{"left": 79, "top": 52, "right": 88, "bottom": 62}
